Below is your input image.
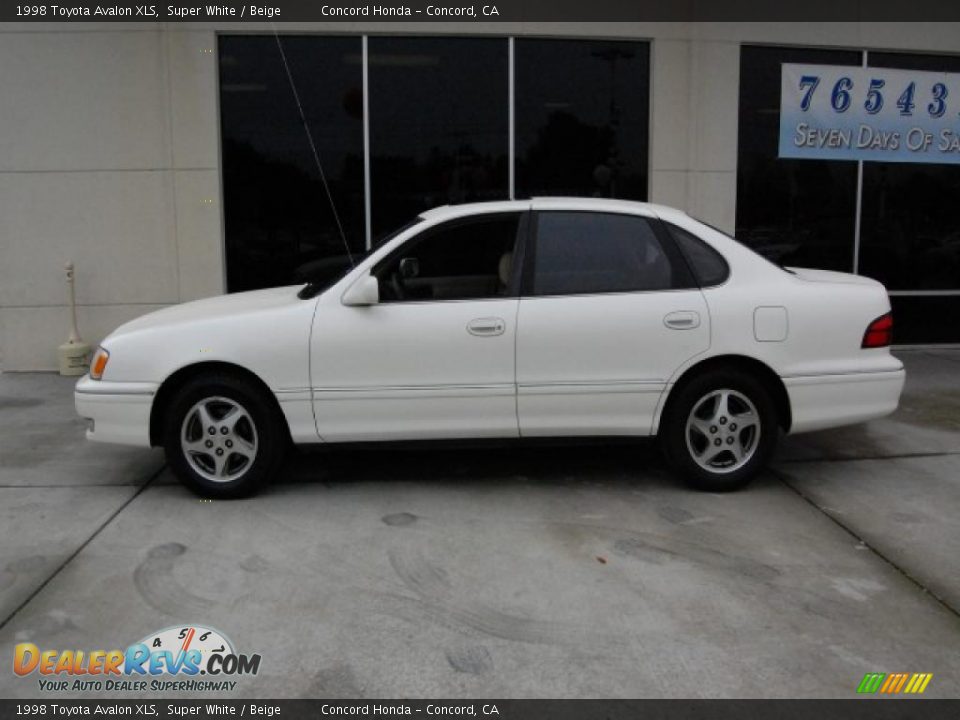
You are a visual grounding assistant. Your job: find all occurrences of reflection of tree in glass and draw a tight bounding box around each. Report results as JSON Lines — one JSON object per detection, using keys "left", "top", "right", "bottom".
{"left": 522, "top": 112, "right": 617, "bottom": 198}
{"left": 860, "top": 165, "right": 960, "bottom": 289}
{"left": 222, "top": 139, "right": 364, "bottom": 292}
{"left": 736, "top": 157, "right": 855, "bottom": 272}
{"left": 514, "top": 39, "right": 648, "bottom": 201}
{"left": 371, "top": 147, "right": 508, "bottom": 236}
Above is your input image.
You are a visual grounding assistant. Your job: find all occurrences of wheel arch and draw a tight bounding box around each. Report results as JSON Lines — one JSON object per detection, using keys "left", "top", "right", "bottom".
{"left": 149, "top": 361, "right": 290, "bottom": 447}
{"left": 655, "top": 355, "right": 792, "bottom": 434}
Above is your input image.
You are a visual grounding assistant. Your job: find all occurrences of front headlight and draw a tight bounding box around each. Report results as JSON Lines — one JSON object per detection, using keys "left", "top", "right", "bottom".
{"left": 90, "top": 347, "right": 110, "bottom": 380}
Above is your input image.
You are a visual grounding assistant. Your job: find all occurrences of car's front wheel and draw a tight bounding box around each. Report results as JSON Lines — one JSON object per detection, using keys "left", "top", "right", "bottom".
{"left": 163, "top": 373, "right": 287, "bottom": 498}
{"left": 661, "top": 369, "right": 779, "bottom": 491}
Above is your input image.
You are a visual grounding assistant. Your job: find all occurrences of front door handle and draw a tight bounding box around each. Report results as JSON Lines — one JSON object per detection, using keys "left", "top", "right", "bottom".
{"left": 467, "top": 317, "right": 506, "bottom": 337}
{"left": 664, "top": 311, "right": 701, "bottom": 330}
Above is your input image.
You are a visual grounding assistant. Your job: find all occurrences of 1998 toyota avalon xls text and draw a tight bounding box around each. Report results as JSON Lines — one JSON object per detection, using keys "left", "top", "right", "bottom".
{"left": 75, "top": 199, "right": 905, "bottom": 497}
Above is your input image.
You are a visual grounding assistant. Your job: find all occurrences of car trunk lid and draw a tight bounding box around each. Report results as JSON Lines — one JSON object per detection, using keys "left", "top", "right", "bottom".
{"left": 786, "top": 267, "right": 884, "bottom": 288}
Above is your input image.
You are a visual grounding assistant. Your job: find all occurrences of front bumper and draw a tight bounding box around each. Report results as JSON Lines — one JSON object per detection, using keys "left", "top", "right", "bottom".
{"left": 785, "top": 367, "right": 906, "bottom": 434}
{"left": 74, "top": 375, "right": 158, "bottom": 447}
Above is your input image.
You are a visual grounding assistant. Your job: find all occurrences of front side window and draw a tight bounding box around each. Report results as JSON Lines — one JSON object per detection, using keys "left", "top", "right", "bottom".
{"left": 375, "top": 214, "right": 521, "bottom": 302}
{"left": 530, "top": 212, "right": 687, "bottom": 296}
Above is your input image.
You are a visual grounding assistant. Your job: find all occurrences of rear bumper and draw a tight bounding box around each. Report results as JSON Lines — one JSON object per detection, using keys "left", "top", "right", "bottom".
{"left": 785, "top": 367, "right": 905, "bottom": 434}
{"left": 74, "top": 375, "right": 157, "bottom": 447}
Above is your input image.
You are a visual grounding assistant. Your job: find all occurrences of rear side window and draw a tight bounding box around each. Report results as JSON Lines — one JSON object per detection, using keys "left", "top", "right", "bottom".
{"left": 666, "top": 222, "right": 730, "bottom": 287}
{"left": 531, "top": 212, "right": 686, "bottom": 296}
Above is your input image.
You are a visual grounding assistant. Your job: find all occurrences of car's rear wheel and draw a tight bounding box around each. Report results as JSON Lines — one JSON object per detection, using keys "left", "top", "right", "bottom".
{"left": 163, "top": 374, "right": 286, "bottom": 498}
{"left": 661, "top": 369, "right": 778, "bottom": 491}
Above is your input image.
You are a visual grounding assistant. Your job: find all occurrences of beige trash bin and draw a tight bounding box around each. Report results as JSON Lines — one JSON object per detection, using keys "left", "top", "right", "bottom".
{"left": 58, "top": 262, "right": 92, "bottom": 376}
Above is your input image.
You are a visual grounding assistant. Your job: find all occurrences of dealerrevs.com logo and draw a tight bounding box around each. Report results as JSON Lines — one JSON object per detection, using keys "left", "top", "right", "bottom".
{"left": 13, "top": 625, "right": 261, "bottom": 693}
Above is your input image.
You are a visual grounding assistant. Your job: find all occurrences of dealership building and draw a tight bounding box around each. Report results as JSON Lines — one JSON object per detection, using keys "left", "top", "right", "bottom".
{"left": 1, "top": 20, "right": 959, "bottom": 371}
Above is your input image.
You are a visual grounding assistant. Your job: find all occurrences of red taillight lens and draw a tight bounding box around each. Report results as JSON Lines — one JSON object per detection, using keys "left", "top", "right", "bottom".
{"left": 862, "top": 312, "right": 893, "bottom": 348}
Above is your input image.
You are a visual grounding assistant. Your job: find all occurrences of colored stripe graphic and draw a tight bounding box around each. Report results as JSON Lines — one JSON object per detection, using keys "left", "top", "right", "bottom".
{"left": 857, "top": 672, "right": 932, "bottom": 694}
{"left": 857, "top": 673, "right": 886, "bottom": 693}
{"left": 912, "top": 674, "right": 933, "bottom": 694}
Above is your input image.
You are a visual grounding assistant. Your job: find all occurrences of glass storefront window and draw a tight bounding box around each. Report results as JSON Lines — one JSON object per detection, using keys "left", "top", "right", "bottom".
{"left": 736, "top": 45, "right": 862, "bottom": 272}
{"left": 220, "top": 35, "right": 651, "bottom": 294}
{"left": 514, "top": 39, "right": 649, "bottom": 200}
{"left": 219, "top": 36, "right": 365, "bottom": 293}
{"left": 889, "top": 296, "right": 960, "bottom": 344}
{"left": 367, "top": 37, "right": 509, "bottom": 239}
{"left": 858, "top": 52, "right": 960, "bottom": 292}
{"left": 738, "top": 45, "right": 960, "bottom": 342}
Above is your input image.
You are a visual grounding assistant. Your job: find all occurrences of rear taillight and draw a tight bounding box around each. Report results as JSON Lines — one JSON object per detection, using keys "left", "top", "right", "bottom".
{"left": 862, "top": 312, "right": 893, "bottom": 348}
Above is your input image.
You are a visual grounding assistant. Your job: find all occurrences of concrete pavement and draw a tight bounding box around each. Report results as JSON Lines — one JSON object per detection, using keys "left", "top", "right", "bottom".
{"left": 0, "top": 350, "right": 958, "bottom": 699}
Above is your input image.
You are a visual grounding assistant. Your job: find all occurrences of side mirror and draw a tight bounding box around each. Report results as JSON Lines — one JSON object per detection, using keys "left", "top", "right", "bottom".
{"left": 341, "top": 272, "right": 379, "bottom": 306}
{"left": 399, "top": 257, "right": 420, "bottom": 280}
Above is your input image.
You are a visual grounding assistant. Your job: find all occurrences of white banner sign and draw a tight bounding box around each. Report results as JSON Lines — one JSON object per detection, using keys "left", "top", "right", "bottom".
{"left": 779, "top": 63, "right": 960, "bottom": 164}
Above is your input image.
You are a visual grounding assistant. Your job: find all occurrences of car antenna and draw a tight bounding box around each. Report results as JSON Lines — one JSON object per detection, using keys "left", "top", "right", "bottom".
{"left": 271, "top": 26, "right": 355, "bottom": 267}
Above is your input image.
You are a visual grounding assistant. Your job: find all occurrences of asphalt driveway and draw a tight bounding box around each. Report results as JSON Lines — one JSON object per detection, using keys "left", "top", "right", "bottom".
{"left": 1, "top": 350, "right": 958, "bottom": 698}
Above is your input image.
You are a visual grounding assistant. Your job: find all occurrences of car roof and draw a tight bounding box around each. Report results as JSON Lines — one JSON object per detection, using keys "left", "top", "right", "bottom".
{"left": 418, "top": 197, "right": 686, "bottom": 222}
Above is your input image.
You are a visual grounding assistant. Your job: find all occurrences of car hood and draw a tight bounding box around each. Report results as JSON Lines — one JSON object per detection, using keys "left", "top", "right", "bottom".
{"left": 786, "top": 267, "right": 884, "bottom": 288}
{"left": 108, "top": 285, "right": 307, "bottom": 339}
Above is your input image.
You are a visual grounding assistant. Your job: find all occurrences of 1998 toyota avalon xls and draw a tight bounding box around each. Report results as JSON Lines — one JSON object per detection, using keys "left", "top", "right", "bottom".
{"left": 75, "top": 199, "right": 905, "bottom": 497}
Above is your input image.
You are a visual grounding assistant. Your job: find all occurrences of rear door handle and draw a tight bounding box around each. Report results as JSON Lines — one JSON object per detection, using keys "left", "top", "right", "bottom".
{"left": 467, "top": 317, "right": 506, "bottom": 336}
{"left": 663, "top": 311, "right": 701, "bottom": 330}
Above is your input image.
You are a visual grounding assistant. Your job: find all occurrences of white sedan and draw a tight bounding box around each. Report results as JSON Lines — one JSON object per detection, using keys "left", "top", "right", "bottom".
{"left": 75, "top": 198, "right": 905, "bottom": 497}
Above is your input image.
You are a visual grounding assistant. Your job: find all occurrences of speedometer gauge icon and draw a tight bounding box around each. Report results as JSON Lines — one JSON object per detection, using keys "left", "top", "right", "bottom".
{"left": 137, "top": 625, "right": 234, "bottom": 666}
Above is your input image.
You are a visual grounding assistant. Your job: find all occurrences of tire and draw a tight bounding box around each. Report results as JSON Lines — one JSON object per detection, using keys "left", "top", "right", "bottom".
{"left": 162, "top": 373, "right": 287, "bottom": 498}
{"left": 660, "top": 368, "right": 779, "bottom": 492}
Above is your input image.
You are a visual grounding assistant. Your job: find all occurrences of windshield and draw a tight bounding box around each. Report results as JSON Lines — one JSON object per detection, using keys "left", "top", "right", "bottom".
{"left": 298, "top": 217, "right": 424, "bottom": 299}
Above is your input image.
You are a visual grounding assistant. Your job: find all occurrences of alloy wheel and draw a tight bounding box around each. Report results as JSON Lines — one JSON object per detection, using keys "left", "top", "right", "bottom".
{"left": 180, "top": 396, "right": 258, "bottom": 483}
{"left": 684, "top": 388, "right": 761, "bottom": 474}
